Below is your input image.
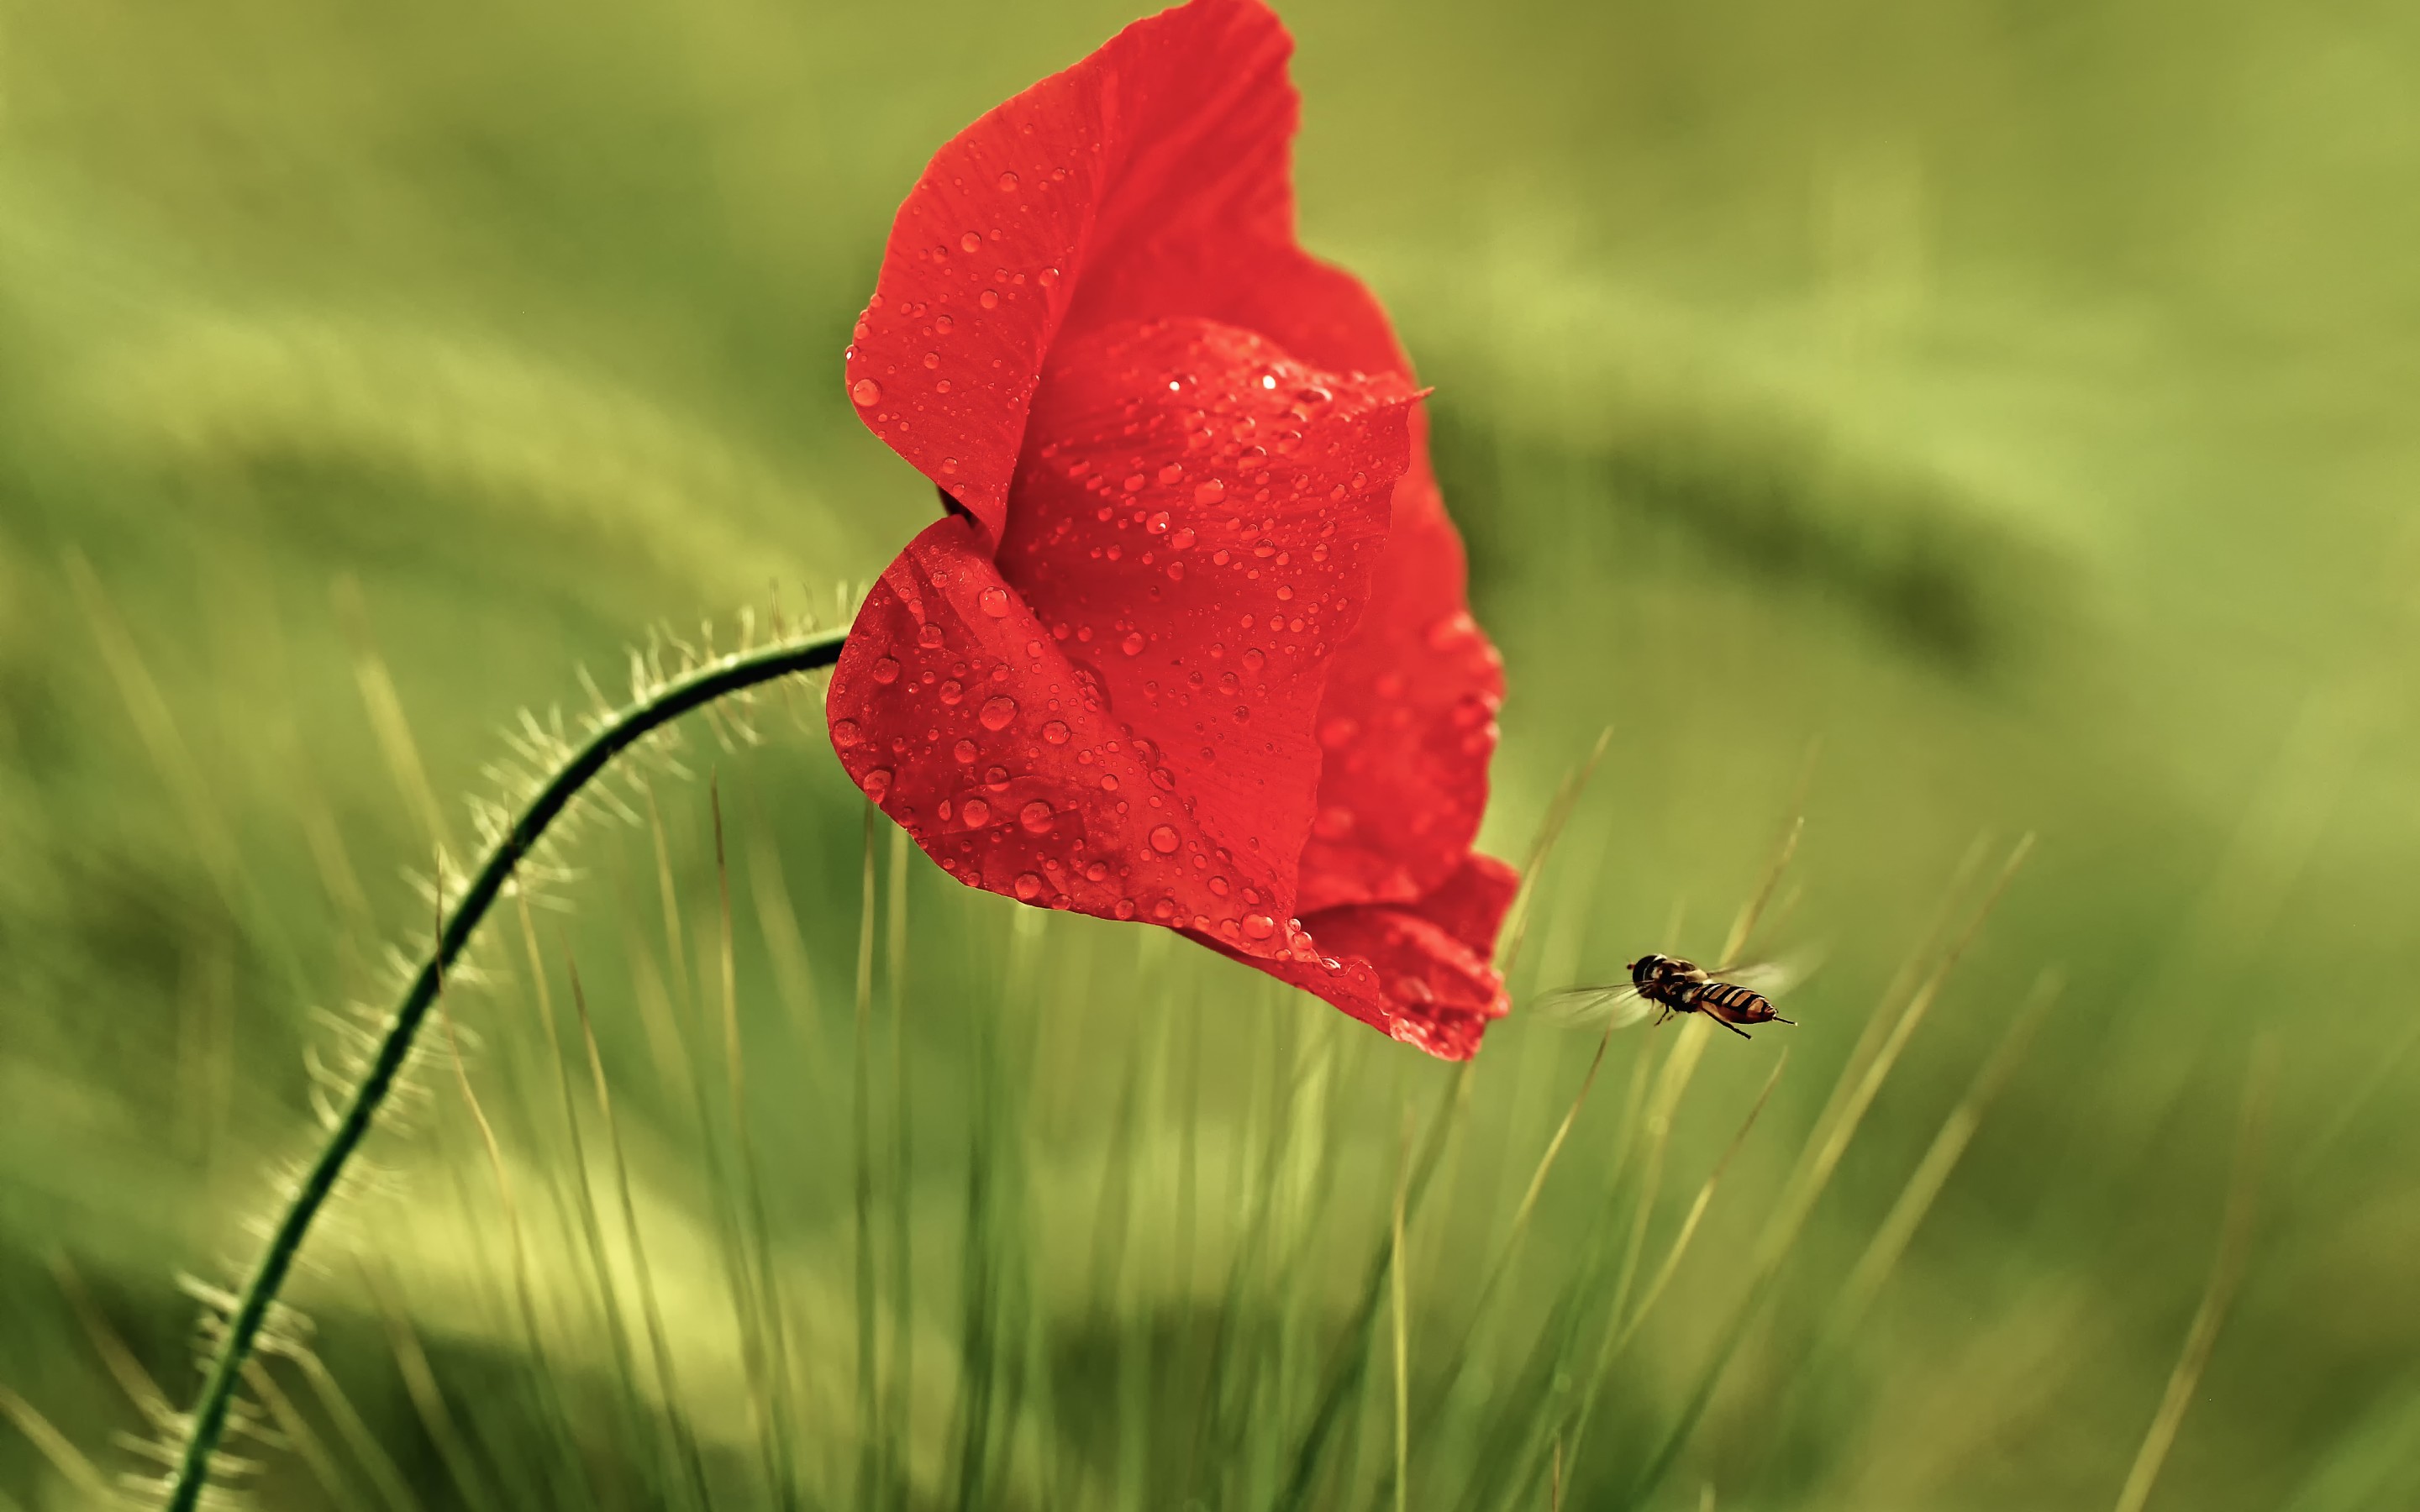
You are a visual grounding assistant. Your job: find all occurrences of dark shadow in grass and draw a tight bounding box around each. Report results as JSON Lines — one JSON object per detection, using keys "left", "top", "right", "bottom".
{"left": 1432, "top": 400, "right": 2070, "bottom": 678}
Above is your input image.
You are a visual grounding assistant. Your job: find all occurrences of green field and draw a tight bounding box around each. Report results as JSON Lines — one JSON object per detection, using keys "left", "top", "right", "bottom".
{"left": 5, "top": 1, "right": 2419, "bottom": 1508}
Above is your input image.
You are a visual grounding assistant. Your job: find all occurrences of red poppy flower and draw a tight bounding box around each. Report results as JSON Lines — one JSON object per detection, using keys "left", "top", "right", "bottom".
{"left": 827, "top": 0, "right": 1514, "bottom": 1058}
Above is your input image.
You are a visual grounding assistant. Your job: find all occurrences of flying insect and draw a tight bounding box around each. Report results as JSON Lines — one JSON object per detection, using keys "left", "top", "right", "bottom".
{"left": 1535, "top": 953, "right": 1803, "bottom": 1039}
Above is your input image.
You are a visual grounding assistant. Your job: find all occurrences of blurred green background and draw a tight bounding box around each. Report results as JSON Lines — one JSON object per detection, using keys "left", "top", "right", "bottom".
{"left": 4, "top": 0, "right": 2419, "bottom": 1508}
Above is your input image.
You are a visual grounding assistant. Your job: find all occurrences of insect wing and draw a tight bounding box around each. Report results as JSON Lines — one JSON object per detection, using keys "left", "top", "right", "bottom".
{"left": 1707, "top": 948, "right": 1824, "bottom": 1000}
{"left": 1532, "top": 984, "right": 1656, "bottom": 1030}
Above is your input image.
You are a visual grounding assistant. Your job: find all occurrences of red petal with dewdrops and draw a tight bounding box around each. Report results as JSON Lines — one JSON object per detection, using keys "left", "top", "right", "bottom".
{"left": 1205, "top": 859, "right": 1517, "bottom": 1061}
{"left": 844, "top": 0, "right": 1405, "bottom": 540}
{"left": 1296, "top": 428, "right": 1506, "bottom": 916}
{"left": 834, "top": 0, "right": 1519, "bottom": 1058}
{"left": 829, "top": 317, "right": 1418, "bottom": 954}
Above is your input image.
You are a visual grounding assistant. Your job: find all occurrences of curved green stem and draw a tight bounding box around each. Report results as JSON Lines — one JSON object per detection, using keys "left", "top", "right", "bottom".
{"left": 166, "top": 628, "right": 848, "bottom": 1512}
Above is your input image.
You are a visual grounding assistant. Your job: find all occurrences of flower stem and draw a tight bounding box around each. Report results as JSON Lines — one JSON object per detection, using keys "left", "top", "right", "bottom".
{"left": 166, "top": 628, "right": 848, "bottom": 1512}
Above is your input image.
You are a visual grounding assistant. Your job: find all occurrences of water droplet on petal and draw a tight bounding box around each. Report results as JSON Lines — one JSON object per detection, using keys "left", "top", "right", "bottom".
{"left": 1121, "top": 631, "right": 1146, "bottom": 657}
{"left": 960, "top": 232, "right": 983, "bottom": 253}
{"left": 1241, "top": 648, "right": 1265, "bottom": 671}
{"left": 1041, "top": 719, "right": 1071, "bottom": 745}
{"left": 863, "top": 768, "right": 894, "bottom": 803}
{"left": 961, "top": 797, "right": 991, "bottom": 827}
{"left": 852, "top": 378, "right": 882, "bottom": 406}
{"left": 980, "top": 696, "right": 1018, "bottom": 731}
{"left": 1019, "top": 800, "right": 1055, "bottom": 834}
{"left": 1170, "top": 528, "right": 1195, "bottom": 551}
{"left": 1149, "top": 825, "right": 1180, "bottom": 854}
{"left": 834, "top": 719, "right": 862, "bottom": 748}
{"left": 997, "top": 171, "right": 1020, "bottom": 192}
{"left": 1115, "top": 898, "right": 1137, "bottom": 920}
{"left": 939, "top": 679, "right": 964, "bottom": 705}
{"left": 980, "top": 289, "right": 999, "bottom": 309}
{"left": 918, "top": 625, "right": 945, "bottom": 650}
{"left": 872, "top": 657, "right": 901, "bottom": 685}
{"left": 954, "top": 738, "right": 979, "bottom": 764}
{"left": 1195, "top": 479, "right": 1226, "bottom": 505}
{"left": 1013, "top": 872, "right": 1043, "bottom": 900}
{"left": 979, "top": 586, "right": 1011, "bottom": 617}
{"left": 1243, "top": 914, "right": 1276, "bottom": 941}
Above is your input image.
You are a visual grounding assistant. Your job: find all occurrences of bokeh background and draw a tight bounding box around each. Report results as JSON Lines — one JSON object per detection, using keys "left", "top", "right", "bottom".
{"left": 4, "top": 1, "right": 2419, "bottom": 1508}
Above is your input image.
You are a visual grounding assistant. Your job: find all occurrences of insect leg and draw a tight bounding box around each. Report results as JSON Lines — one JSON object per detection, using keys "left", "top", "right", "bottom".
{"left": 1707, "top": 1014, "right": 1753, "bottom": 1040}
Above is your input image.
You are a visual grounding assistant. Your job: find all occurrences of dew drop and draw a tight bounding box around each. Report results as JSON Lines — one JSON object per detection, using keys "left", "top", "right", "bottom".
{"left": 923, "top": 351, "right": 941, "bottom": 370}
{"left": 1086, "top": 861, "right": 1110, "bottom": 883}
{"left": 1038, "top": 266, "right": 1060, "bottom": 288}
{"left": 1121, "top": 631, "right": 1146, "bottom": 657}
{"left": 863, "top": 768, "right": 894, "bottom": 803}
{"left": 1195, "top": 478, "right": 1226, "bottom": 505}
{"left": 980, "top": 289, "right": 1000, "bottom": 309}
{"left": 1243, "top": 914, "right": 1276, "bottom": 941}
{"left": 997, "top": 171, "right": 1020, "bottom": 192}
{"left": 918, "top": 624, "right": 945, "bottom": 649}
{"left": 872, "top": 657, "right": 901, "bottom": 685}
{"left": 1019, "top": 800, "right": 1055, "bottom": 834}
{"left": 980, "top": 696, "right": 1018, "bottom": 731}
{"left": 1146, "top": 511, "right": 1171, "bottom": 533}
{"left": 961, "top": 797, "right": 991, "bottom": 828}
{"left": 1101, "top": 774, "right": 1118, "bottom": 791}
{"left": 1114, "top": 898, "right": 1138, "bottom": 920}
{"left": 1242, "top": 647, "right": 1265, "bottom": 671}
{"left": 1013, "top": 872, "right": 1044, "bottom": 900}
{"left": 1153, "top": 899, "right": 1176, "bottom": 921}
{"left": 960, "top": 232, "right": 983, "bottom": 253}
{"left": 979, "top": 586, "right": 1011, "bottom": 617}
{"left": 1170, "top": 527, "right": 1196, "bottom": 550}
{"left": 851, "top": 378, "right": 882, "bottom": 406}
{"left": 954, "top": 738, "right": 979, "bottom": 764}
{"left": 1149, "top": 824, "right": 1180, "bottom": 854}
{"left": 1157, "top": 463, "right": 1183, "bottom": 486}
{"left": 1041, "top": 719, "right": 1071, "bottom": 745}
{"left": 1166, "top": 562, "right": 1184, "bottom": 581}
{"left": 833, "top": 718, "right": 862, "bottom": 748}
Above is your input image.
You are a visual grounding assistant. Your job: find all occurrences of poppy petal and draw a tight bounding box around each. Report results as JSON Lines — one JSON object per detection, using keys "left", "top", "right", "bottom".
{"left": 1202, "top": 887, "right": 1511, "bottom": 1061}
{"left": 1400, "top": 853, "right": 1522, "bottom": 959}
{"left": 845, "top": 0, "right": 1405, "bottom": 539}
{"left": 1297, "top": 427, "right": 1507, "bottom": 915}
{"left": 831, "top": 316, "right": 1418, "bottom": 954}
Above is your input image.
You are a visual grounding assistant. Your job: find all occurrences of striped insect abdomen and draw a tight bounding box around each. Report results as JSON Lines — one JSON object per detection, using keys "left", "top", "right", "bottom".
{"left": 1687, "top": 980, "right": 1776, "bottom": 1024}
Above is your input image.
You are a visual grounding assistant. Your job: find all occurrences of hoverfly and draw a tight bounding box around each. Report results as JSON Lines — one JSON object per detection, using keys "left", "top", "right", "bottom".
{"left": 1535, "top": 953, "right": 1805, "bottom": 1040}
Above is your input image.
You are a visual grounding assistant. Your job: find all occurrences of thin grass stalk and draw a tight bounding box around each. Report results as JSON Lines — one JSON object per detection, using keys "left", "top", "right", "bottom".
{"left": 516, "top": 895, "right": 657, "bottom": 1495}
{"left": 884, "top": 824, "right": 914, "bottom": 1512}
{"left": 1622, "top": 835, "right": 2033, "bottom": 1507}
{"left": 1823, "top": 971, "right": 2063, "bottom": 1344}
{"left": 853, "top": 806, "right": 883, "bottom": 1509}
{"left": 361, "top": 1261, "right": 502, "bottom": 1512}
{"left": 713, "top": 781, "right": 806, "bottom": 1511}
{"left": 2111, "top": 1046, "right": 2274, "bottom": 1512}
{"left": 571, "top": 959, "right": 717, "bottom": 1510}
{"left": 1549, "top": 1054, "right": 1788, "bottom": 1495}
{"left": 160, "top": 630, "right": 844, "bottom": 1512}
{"left": 1271, "top": 1065, "right": 1474, "bottom": 1512}
{"left": 279, "top": 1344, "right": 428, "bottom": 1512}
{"left": 1391, "top": 1115, "right": 1414, "bottom": 1512}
